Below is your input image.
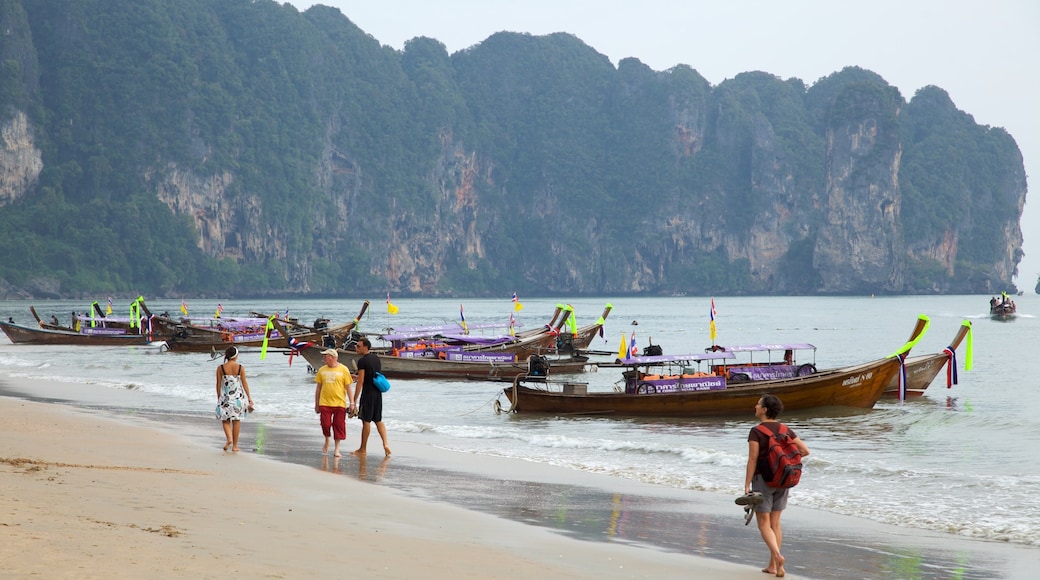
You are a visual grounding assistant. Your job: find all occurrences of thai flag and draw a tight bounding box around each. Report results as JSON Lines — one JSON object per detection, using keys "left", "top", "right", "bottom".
{"left": 511, "top": 292, "right": 523, "bottom": 312}
{"left": 629, "top": 331, "right": 638, "bottom": 358}
{"left": 286, "top": 336, "right": 313, "bottom": 367}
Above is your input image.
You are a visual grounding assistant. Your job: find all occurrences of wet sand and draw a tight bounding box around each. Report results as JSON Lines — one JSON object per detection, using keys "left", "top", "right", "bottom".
{"left": 2, "top": 376, "right": 1037, "bottom": 579}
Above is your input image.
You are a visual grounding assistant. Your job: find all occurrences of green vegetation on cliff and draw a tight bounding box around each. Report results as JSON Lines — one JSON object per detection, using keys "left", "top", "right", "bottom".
{"left": 0, "top": 0, "right": 1026, "bottom": 297}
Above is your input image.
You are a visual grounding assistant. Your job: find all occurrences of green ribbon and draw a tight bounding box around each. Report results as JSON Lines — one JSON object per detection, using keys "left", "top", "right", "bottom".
{"left": 888, "top": 314, "right": 930, "bottom": 358}
{"left": 962, "top": 320, "right": 973, "bottom": 371}
{"left": 260, "top": 316, "right": 275, "bottom": 359}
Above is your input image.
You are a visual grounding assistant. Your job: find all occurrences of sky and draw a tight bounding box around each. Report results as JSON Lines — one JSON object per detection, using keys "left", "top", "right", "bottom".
{"left": 288, "top": 0, "right": 1040, "bottom": 290}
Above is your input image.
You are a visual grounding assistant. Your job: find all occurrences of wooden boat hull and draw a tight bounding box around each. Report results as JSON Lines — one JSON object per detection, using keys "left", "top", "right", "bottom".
{"left": 0, "top": 320, "right": 154, "bottom": 346}
{"left": 300, "top": 346, "right": 591, "bottom": 380}
{"left": 500, "top": 357, "right": 900, "bottom": 417}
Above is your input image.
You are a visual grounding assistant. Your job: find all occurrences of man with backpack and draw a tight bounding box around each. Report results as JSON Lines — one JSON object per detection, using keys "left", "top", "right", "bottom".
{"left": 743, "top": 394, "right": 810, "bottom": 578}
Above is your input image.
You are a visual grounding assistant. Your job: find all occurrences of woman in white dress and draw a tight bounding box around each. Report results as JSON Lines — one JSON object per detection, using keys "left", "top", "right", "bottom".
{"left": 216, "top": 346, "right": 253, "bottom": 451}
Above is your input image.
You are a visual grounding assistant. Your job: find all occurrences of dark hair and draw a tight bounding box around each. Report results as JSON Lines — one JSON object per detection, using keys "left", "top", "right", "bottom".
{"left": 358, "top": 337, "right": 372, "bottom": 349}
{"left": 223, "top": 346, "right": 238, "bottom": 362}
{"left": 760, "top": 394, "right": 783, "bottom": 419}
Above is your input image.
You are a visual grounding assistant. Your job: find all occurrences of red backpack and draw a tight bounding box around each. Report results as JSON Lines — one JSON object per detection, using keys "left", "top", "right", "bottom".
{"left": 756, "top": 423, "right": 802, "bottom": 488}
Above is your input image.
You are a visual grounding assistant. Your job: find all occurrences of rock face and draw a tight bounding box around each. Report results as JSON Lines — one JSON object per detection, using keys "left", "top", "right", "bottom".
{"left": 0, "top": 2, "right": 1027, "bottom": 297}
{"left": 814, "top": 85, "right": 904, "bottom": 293}
{"left": 0, "top": 112, "right": 42, "bottom": 207}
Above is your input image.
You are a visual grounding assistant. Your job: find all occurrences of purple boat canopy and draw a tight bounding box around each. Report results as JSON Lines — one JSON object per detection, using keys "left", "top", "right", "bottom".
{"left": 706, "top": 343, "right": 815, "bottom": 353}
{"left": 382, "top": 321, "right": 519, "bottom": 340}
{"left": 600, "top": 351, "right": 736, "bottom": 367}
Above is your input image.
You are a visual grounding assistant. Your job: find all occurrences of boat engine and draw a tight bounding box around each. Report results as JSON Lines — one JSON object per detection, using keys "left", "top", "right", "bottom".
{"left": 528, "top": 355, "right": 550, "bottom": 377}
{"left": 341, "top": 330, "right": 363, "bottom": 351}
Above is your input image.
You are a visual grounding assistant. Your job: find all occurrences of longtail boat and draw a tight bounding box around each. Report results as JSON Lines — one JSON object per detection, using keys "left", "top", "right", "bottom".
{"left": 298, "top": 343, "right": 591, "bottom": 380}
{"left": 151, "top": 300, "right": 370, "bottom": 353}
{"left": 496, "top": 355, "right": 899, "bottom": 417}
{"left": 493, "top": 318, "right": 931, "bottom": 417}
{"left": 989, "top": 294, "right": 1017, "bottom": 321}
{"left": 884, "top": 319, "right": 973, "bottom": 398}
{"left": 378, "top": 302, "right": 613, "bottom": 359}
{"left": 0, "top": 317, "right": 155, "bottom": 346}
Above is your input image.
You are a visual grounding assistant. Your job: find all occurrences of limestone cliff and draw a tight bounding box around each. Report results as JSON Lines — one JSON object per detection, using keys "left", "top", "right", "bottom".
{"left": 0, "top": 111, "right": 42, "bottom": 206}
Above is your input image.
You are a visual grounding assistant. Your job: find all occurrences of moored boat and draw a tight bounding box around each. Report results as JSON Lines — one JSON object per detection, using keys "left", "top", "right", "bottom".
{"left": 497, "top": 355, "right": 900, "bottom": 417}
{"left": 153, "top": 301, "right": 369, "bottom": 353}
{"left": 0, "top": 318, "right": 156, "bottom": 346}
{"left": 298, "top": 342, "right": 592, "bottom": 380}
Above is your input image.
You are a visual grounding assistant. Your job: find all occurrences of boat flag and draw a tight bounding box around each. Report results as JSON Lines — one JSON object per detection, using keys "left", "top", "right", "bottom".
{"left": 709, "top": 298, "right": 717, "bottom": 342}
{"left": 617, "top": 332, "right": 628, "bottom": 360}
{"left": 629, "top": 331, "right": 638, "bottom": 359}
{"left": 509, "top": 312, "right": 516, "bottom": 336}
{"left": 386, "top": 293, "right": 399, "bottom": 315}
{"left": 460, "top": 304, "right": 468, "bottom": 334}
{"left": 180, "top": 300, "right": 188, "bottom": 316}
{"left": 106, "top": 298, "right": 113, "bottom": 315}
{"left": 215, "top": 303, "right": 223, "bottom": 318}
{"left": 512, "top": 292, "right": 523, "bottom": 312}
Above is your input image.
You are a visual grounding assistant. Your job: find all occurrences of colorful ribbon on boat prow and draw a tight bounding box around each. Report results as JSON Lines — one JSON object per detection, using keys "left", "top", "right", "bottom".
{"left": 259, "top": 315, "right": 275, "bottom": 359}
{"left": 896, "top": 353, "right": 908, "bottom": 401}
{"left": 564, "top": 304, "right": 577, "bottom": 336}
{"left": 943, "top": 319, "right": 974, "bottom": 387}
{"left": 962, "top": 320, "right": 973, "bottom": 371}
{"left": 90, "top": 301, "right": 99, "bottom": 328}
{"left": 888, "top": 314, "right": 931, "bottom": 358}
{"left": 130, "top": 296, "right": 144, "bottom": 329}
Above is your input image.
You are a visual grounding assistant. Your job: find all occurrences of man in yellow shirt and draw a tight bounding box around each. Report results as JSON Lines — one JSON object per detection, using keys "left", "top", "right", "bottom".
{"left": 314, "top": 348, "right": 355, "bottom": 457}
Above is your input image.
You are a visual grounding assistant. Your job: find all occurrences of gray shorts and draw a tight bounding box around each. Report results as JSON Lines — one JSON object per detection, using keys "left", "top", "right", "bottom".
{"left": 751, "top": 474, "right": 789, "bottom": 512}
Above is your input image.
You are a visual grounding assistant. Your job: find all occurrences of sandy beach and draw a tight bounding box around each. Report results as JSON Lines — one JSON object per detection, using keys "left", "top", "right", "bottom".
{"left": 0, "top": 383, "right": 755, "bottom": 579}
{"left": 4, "top": 371, "right": 1039, "bottom": 580}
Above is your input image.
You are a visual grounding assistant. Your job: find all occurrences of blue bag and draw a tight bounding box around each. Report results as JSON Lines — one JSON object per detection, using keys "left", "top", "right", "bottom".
{"left": 373, "top": 371, "right": 391, "bottom": 393}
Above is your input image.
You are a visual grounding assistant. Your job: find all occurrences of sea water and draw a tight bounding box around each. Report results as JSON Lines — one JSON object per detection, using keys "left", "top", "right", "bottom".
{"left": 1, "top": 295, "right": 1037, "bottom": 550}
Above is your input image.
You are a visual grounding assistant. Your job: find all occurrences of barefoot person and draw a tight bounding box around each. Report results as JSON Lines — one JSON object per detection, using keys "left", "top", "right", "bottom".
{"left": 216, "top": 346, "right": 253, "bottom": 452}
{"left": 314, "top": 348, "right": 355, "bottom": 458}
{"left": 745, "top": 394, "right": 809, "bottom": 577}
{"left": 351, "top": 337, "right": 391, "bottom": 456}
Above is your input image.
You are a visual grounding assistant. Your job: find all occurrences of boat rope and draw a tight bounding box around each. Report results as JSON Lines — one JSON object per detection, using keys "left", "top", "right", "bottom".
{"left": 493, "top": 375, "right": 523, "bottom": 414}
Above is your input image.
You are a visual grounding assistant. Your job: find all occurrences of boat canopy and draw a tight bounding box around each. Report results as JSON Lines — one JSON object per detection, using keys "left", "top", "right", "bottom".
{"left": 599, "top": 351, "right": 736, "bottom": 367}
{"left": 707, "top": 343, "right": 816, "bottom": 353}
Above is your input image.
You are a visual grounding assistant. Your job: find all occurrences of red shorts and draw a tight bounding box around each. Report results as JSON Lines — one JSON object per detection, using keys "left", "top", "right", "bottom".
{"left": 319, "top": 406, "right": 347, "bottom": 440}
